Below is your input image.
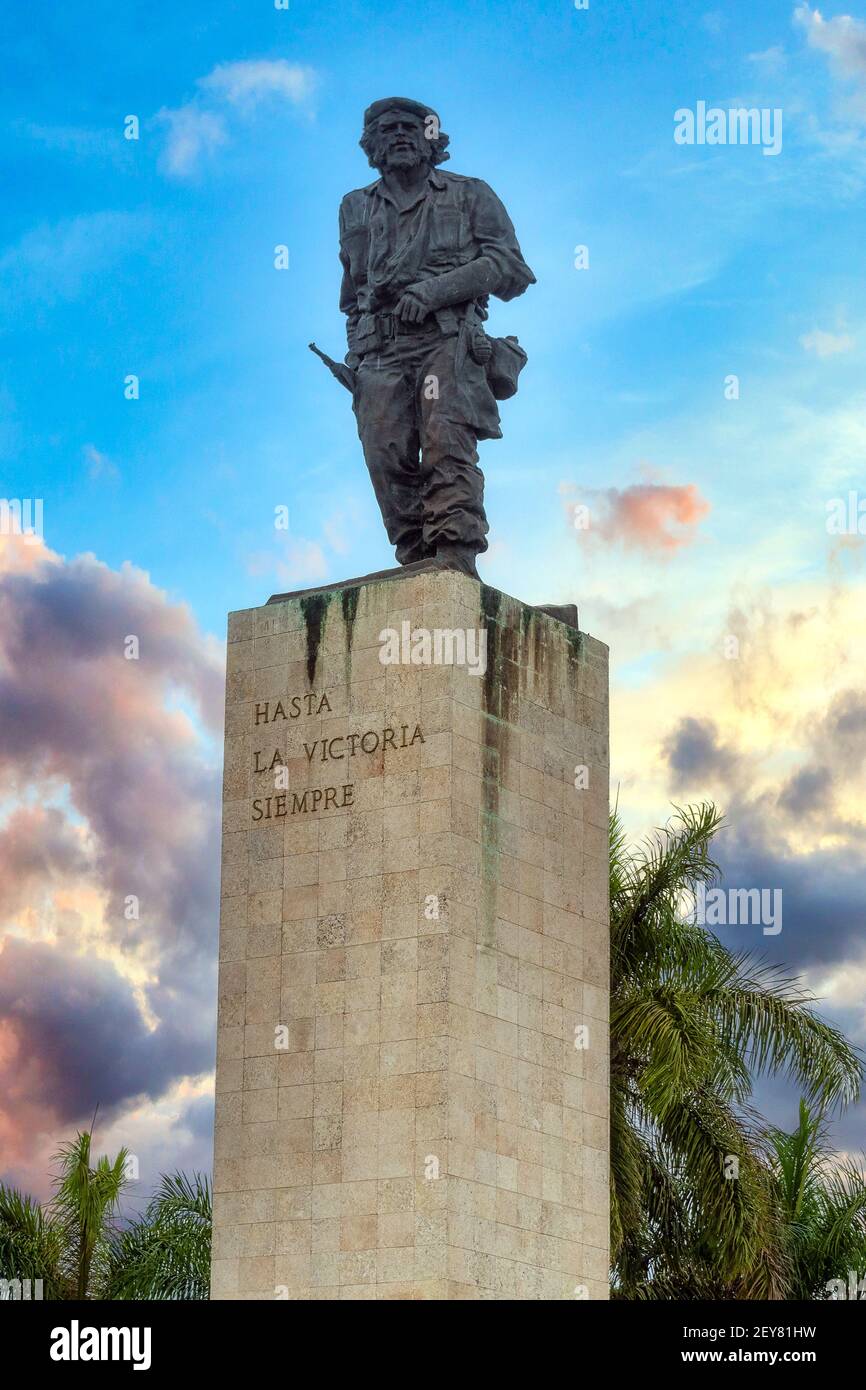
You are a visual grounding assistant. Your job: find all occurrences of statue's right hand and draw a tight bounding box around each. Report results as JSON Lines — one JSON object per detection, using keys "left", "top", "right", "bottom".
{"left": 394, "top": 290, "right": 430, "bottom": 324}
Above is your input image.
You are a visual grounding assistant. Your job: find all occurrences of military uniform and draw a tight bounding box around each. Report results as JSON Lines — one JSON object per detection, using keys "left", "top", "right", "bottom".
{"left": 339, "top": 165, "right": 535, "bottom": 565}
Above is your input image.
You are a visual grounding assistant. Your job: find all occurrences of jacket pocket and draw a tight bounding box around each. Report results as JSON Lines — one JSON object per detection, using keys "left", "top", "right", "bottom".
{"left": 428, "top": 206, "right": 463, "bottom": 256}
{"left": 341, "top": 223, "right": 369, "bottom": 276}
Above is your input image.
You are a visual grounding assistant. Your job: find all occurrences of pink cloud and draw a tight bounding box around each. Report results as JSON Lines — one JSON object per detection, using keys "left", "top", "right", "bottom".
{"left": 563, "top": 481, "right": 711, "bottom": 553}
{"left": 0, "top": 536, "right": 223, "bottom": 1190}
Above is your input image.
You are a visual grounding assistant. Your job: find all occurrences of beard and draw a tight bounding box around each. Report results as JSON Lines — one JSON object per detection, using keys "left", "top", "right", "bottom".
{"left": 373, "top": 139, "right": 429, "bottom": 174}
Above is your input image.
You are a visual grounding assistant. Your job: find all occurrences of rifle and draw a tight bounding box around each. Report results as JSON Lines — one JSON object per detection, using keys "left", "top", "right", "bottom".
{"left": 308, "top": 342, "right": 356, "bottom": 393}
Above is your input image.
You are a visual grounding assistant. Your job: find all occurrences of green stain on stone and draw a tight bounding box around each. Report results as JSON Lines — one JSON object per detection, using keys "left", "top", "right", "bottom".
{"left": 479, "top": 585, "right": 518, "bottom": 952}
{"left": 341, "top": 586, "right": 359, "bottom": 644}
{"left": 300, "top": 593, "right": 331, "bottom": 687}
{"left": 341, "top": 586, "right": 360, "bottom": 685}
{"left": 566, "top": 624, "right": 585, "bottom": 665}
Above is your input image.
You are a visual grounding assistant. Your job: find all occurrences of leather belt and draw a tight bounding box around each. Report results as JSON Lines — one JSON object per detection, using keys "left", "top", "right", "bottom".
{"left": 376, "top": 311, "right": 436, "bottom": 338}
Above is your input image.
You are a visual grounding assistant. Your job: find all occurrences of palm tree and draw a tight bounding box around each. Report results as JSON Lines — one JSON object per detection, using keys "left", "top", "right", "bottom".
{"left": 103, "top": 1172, "right": 211, "bottom": 1300}
{"left": 769, "top": 1099, "right": 866, "bottom": 1299}
{"left": 0, "top": 1186, "right": 65, "bottom": 1299}
{"left": 0, "top": 1128, "right": 128, "bottom": 1300}
{"left": 0, "top": 1126, "right": 210, "bottom": 1300}
{"left": 616, "top": 1099, "right": 866, "bottom": 1299}
{"left": 610, "top": 802, "right": 863, "bottom": 1299}
{"left": 51, "top": 1129, "right": 129, "bottom": 1299}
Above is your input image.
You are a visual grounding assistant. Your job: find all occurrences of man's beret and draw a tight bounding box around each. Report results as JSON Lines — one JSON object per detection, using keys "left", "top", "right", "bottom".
{"left": 363, "top": 97, "right": 439, "bottom": 129}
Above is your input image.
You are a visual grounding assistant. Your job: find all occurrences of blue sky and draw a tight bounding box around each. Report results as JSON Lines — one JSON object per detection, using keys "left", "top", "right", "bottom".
{"left": 5, "top": 0, "right": 864, "bottom": 627}
{"left": 3, "top": 0, "right": 866, "bottom": 1195}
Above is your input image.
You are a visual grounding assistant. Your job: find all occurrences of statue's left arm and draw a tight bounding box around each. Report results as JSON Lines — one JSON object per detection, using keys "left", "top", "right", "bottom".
{"left": 410, "top": 180, "right": 536, "bottom": 314}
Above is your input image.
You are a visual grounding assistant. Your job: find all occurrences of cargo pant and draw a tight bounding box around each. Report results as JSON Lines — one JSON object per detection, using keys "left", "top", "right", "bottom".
{"left": 352, "top": 325, "right": 490, "bottom": 565}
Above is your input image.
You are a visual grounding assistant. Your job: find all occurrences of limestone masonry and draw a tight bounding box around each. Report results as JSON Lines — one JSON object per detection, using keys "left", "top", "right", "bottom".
{"left": 211, "top": 568, "right": 609, "bottom": 1299}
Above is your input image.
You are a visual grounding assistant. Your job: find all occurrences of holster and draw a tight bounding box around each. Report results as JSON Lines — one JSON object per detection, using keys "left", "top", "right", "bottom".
{"left": 485, "top": 335, "right": 528, "bottom": 400}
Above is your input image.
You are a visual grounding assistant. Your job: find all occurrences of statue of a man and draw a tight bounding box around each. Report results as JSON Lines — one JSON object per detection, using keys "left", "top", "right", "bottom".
{"left": 333, "top": 97, "right": 536, "bottom": 578}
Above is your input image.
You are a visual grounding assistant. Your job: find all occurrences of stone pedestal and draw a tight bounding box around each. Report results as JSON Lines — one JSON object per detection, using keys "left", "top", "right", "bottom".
{"left": 210, "top": 568, "right": 609, "bottom": 1300}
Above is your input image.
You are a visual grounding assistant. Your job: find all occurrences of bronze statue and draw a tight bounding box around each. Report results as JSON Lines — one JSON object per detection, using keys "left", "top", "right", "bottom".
{"left": 311, "top": 97, "right": 535, "bottom": 578}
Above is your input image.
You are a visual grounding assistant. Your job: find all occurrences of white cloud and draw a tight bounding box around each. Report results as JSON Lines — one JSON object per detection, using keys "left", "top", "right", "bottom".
{"left": 246, "top": 498, "right": 365, "bottom": 589}
{"left": 800, "top": 327, "right": 856, "bottom": 356}
{"left": 795, "top": 4, "right": 866, "bottom": 77}
{"left": 199, "top": 59, "right": 316, "bottom": 111}
{"left": 157, "top": 106, "right": 227, "bottom": 178}
{"left": 156, "top": 58, "right": 317, "bottom": 178}
{"left": 83, "top": 444, "right": 119, "bottom": 482}
{"left": 248, "top": 537, "right": 329, "bottom": 588}
{"left": 795, "top": 4, "right": 866, "bottom": 119}
{"left": 276, "top": 538, "right": 329, "bottom": 586}
{"left": 747, "top": 45, "right": 787, "bottom": 73}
